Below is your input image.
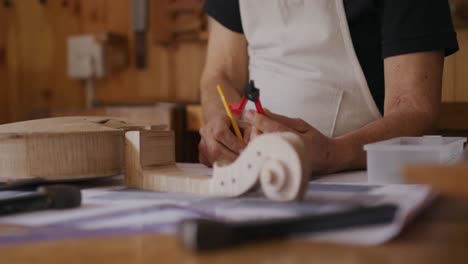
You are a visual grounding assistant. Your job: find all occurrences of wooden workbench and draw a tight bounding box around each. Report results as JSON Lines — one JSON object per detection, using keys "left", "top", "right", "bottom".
{"left": 0, "top": 197, "right": 467, "bottom": 264}
{"left": 1, "top": 168, "right": 468, "bottom": 264}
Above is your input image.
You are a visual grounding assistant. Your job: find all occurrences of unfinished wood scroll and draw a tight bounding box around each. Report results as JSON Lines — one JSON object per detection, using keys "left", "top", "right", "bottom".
{"left": 125, "top": 131, "right": 309, "bottom": 201}
{"left": 0, "top": 117, "right": 166, "bottom": 182}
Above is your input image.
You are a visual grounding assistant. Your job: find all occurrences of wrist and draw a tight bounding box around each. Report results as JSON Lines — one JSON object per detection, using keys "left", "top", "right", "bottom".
{"left": 321, "top": 137, "right": 356, "bottom": 174}
{"left": 201, "top": 99, "right": 226, "bottom": 123}
{"left": 335, "top": 136, "right": 366, "bottom": 172}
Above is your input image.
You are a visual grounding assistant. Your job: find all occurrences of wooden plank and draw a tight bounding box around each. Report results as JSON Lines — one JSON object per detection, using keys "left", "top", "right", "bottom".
{"left": 4, "top": 0, "right": 84, "bottom": 121}
{"left": 437, "top": 103, "right": 468, "bottom": 131}
{"left": 10, "top": 1, "right": 59, "bottom": 120}
{"left": 45, "top": 0, "right": 86, "bottom": 111}
{"left": 452, "top": 0, "right": 468, "bottom": 28}
{"left": 0, "top": 117, "right": 128, "bottom": 181}
{"left": 455, "top": 28, "right": 468, "bottom": 102}
{"left": 0, "top": 5, "right": 9, "bottom": 124}
{"left": 152, "top": 0, "right": 207, "bottom": 45}
{"left": 404, "top": 163, "right": 468, "bottom": 199}
{"left": 81, "top": 0, "right": 169, "bottom": 103}
{"left": 441, "top": 54, "right": 456, "bottom": 102}
{"left": 186, "top": 104, "right": 203, "bottom": 132}
{"left": 80, "top": 0, "right": 205, "bottom": 104}
{"left": 51, "top": 104, "right": 188, "bottom": 162}
{"left": 172, "top": 43, "right": 205, "bottom": 102}
{"left": 2, "top": 0, "right": 206, "bottom": 124}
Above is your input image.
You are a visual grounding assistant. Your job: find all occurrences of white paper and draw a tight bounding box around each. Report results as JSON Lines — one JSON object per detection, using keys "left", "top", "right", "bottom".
{"left": 0, "top": 164, "right": 434, "bottom": 246}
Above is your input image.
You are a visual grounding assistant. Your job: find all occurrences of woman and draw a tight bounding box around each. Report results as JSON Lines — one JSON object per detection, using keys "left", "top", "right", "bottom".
{"left": 198, "top": 0, "right": 458, "bottom": 175}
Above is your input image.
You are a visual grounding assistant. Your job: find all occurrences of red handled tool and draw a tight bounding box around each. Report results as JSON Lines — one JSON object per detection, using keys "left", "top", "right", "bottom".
{"left": 229, "top": 81, "right": 265, "bottom": 116}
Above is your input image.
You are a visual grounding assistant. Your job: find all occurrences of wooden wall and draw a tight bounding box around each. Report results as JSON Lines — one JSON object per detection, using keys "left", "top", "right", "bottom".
{"left": 0, "top": 6, "right": 8, "bottom": 123}
{"left": 1, "top": 0, "right": 467, "bottom": 125}
{"left": 442, "top": 28, "right": 468, "bottom": 102}
{"left": 0, "top": 0, "right": 206, "bottom": 124}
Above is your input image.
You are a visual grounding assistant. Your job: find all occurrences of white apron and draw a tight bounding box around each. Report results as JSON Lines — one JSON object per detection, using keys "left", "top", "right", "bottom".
{"left": 239, "top": 0, "right": 382, "bottom": 137}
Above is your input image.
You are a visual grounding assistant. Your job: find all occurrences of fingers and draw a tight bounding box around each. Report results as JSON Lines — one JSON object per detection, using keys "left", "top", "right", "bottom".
{"left": 263, "top": 109, "right": 310, "bottom": 133}
{"left": 198, "top": 115, "right": 248, "bottom": 166}
{"left": 198, "top": 134, "right": 238, "bottom": 167}
{"left": 198, "top": 149, "right": 210, "bottom": 167}
{"left": 200, "top": 117, "right": 246, "bottom": 155}
{"left": 250, "top": 126, "right": 262, "bottom": 141}
{"left": 244, "top": 110, "right": 291, "bottom": 133}
{"left": 238, "top": 121, "right": 252, "bottom": 144}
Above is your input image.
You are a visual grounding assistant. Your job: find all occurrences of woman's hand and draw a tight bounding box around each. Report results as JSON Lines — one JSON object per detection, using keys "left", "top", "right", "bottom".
{"left": 198, "top": 115, "right": 251, "bottom": 167}
{"left": 244, "top": 109, "right": 336, "bottom": 175}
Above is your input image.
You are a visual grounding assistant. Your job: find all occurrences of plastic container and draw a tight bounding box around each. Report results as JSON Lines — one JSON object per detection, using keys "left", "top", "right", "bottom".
{"left": 364, "top": 136, "right": 467, "bottom": 184}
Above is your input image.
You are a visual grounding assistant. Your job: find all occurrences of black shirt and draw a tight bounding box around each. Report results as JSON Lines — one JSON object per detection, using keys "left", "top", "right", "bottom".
{"left": 204, "top": 0, "right": 459, "bottom": 114}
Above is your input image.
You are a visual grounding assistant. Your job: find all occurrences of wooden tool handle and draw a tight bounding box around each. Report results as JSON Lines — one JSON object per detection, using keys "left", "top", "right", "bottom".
{"left": 179, "top": 204, "right": 398, "bottom": 252}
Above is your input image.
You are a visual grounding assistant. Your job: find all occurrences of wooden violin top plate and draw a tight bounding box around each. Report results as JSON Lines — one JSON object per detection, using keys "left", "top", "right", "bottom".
{"left": 0, "top": 117, "right": 162, "bottom": 182}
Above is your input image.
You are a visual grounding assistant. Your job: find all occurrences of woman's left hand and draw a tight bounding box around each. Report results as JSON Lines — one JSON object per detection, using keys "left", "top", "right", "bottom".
{"left": 244, "top": 109, "right": 336, "bottom": 175}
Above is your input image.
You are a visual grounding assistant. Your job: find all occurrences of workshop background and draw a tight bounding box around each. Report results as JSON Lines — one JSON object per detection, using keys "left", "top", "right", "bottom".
{"left": 0, "top": 0, "right": 468, "bottom": 161}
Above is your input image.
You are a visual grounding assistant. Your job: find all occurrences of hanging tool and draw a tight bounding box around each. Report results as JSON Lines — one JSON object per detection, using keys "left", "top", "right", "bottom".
{"left": 132, "top": 0, "right": 148, "bottom": 69}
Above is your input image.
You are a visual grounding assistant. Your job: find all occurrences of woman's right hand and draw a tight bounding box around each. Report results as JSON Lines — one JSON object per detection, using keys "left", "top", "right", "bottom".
{"left": 198, "top": 115, "right": 249, "bottom": 167}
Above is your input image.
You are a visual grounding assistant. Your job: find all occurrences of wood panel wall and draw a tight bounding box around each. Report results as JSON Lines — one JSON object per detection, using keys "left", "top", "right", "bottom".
{"left": 1, "top": 0, "right": 85, "bottom": 122}
{"left": 442, "top": 28, "right": 468, "bottom": 102}
{"left": 1, "top": 0, "right": 467, "bottom": 124}
{"left": 0, "top": 6, "right": 8, "bottom": 123}
{"left": 0, "top": 0, "right": 206, "bottom": 123}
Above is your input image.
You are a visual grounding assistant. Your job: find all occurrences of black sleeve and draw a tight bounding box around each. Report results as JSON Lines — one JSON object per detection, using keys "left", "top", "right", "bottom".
{"left": 380, "top": 0, "right": 459, "bottom": 58}
{"left": 204, "top": 0, "right": 244, "bottom": 33}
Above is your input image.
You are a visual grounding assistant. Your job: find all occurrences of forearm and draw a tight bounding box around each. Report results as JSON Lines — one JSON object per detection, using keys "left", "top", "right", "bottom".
{"left": 324, "top": 50, "right": 444, "bottom": 174}
{"left": 328, "top": 109, "right": 439, "bottom": 174}
{"left": 200, "top": 18, "right": 249, "bottom": 123}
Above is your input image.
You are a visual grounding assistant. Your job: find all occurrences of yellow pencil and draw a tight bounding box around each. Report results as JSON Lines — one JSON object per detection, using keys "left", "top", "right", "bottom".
{"left": 217, "top": 84, "right": 243, "bottom": 141}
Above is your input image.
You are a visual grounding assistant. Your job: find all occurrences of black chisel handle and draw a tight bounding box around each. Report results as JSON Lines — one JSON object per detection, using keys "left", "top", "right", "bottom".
{"left": 179, "top": 204, "right": 398, "bottom": 252}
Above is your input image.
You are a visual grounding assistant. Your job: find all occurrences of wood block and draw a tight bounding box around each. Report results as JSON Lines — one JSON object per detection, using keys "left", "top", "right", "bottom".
{"left": 51, "top": 104, "right": 187, "bottom": 161}
{"left": 404, "top": 163, "right": 468, "bottom": 199}
{"left": 125, "top": 131, "right": 309, "bottom": 201}
{"left": 186, "top": 104, "right": 203, "bottom": 132}
{"left": 0, "top": 116, "right": 166, "bottom": 182}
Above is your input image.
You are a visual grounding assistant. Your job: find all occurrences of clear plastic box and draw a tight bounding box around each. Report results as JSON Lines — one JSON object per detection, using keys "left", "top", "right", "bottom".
{"left": 364, "top": 136, "right": 467, "bottom": 184}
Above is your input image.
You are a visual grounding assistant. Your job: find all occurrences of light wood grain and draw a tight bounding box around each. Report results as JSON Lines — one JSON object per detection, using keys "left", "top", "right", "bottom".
{"left": 126, "top": 131, "right": 308, "bottom": 201}
{"left": 1, "top": 197, "right": 468, "bottom": 264}
{"left": 0, "top": 5, "right": 8, "bottom": 124}
{"left": 452, "top": 0, "right": 468, "bottom": 27}
{"left": 455, "top": 29, "right": 468, "bottom": 102}
{"left": 404, "top": 163, "right": 468, "bottom": 199}
{"left": 438, "top": 103, "right": 468, "bottom": 131}
{"left": 442, "top": 55, "right": 456, "bottom": 102}
{"left": 0, "top": 116, "right": 166, "bottom": 182}
{"left": 186, "top": 104, "right": 204, "bottom": 132}
{"left": 4, "top": 0, "right": 85, "bottom": 121}
{"left": 0, "top": 0, "right": 206, "bottom": 124}
{"left": 51, "top": 104, "right": 190, "bottom": 162}
{"left": 75, "top": 0, "right": 206, "bottom": 104}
